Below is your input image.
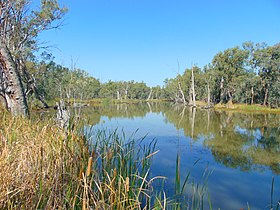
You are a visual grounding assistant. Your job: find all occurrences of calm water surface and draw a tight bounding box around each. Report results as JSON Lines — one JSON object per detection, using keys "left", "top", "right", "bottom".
{"left": 84, "top": 102, "right": 280, "bottom": 210}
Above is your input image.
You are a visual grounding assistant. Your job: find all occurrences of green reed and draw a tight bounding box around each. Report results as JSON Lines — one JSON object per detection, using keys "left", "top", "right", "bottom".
{"left": 81, "top": 128, "right": 168, "bottom": 209}
{"left": 174, "top": 152, "right": 212, "bottom": 210}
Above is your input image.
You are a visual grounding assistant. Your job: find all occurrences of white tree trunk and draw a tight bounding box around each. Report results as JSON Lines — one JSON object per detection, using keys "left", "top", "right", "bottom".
{"left": 191, "top": 66, "right": 196, "bottom": 107}
{"left": 178, "top": 80, "right": 186, "bottom": 104}
{"left": 146, "top": 88, "right": 153, "bottom": 101}
{"left": 117, "top": 90, "right": 120, "bottom": 100}
{"left": 207, "top": 76, "right": 211, "bottom": 106}
{"left": 251, "top": 86, "right": 254, "bottom": 104}
{"left": 263, "top": 85, "right": 269, "bottom": 106}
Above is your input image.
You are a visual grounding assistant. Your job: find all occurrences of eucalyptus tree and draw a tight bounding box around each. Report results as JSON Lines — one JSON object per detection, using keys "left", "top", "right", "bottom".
{"left": 82, "top": 77, "right": 100, "bottom": 99}
{"left": 242, "top": 42, "right": 267, "bottom": 104}
{"left": 163, "top": 78, "right": 180, "bottom": 101}
{"left": 151, "top": 85, "right": 163, "bottom": 100}
{"left": 211, "top": 46, "right": 249, "bottom": 103}
{"left": 42, "top": 61, "right": 69, "bottom": 99}
{"left": 253, "top": 43, "right": 280, "bottom": 106}
{"left": 0, "top": 0, "right": 66, "bottom": 116}
{"left": 129, "top": 81, "right": 150, "bottom": 99}
{"left": 99, "top": 81, "right": 118, "bottom": 99}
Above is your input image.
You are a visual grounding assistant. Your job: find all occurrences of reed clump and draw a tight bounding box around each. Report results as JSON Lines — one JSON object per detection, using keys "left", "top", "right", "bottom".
{"left": 81, "top": 129, "right": 167, "bottom": 209}
{"left": 0, "top": 108, "right": 89, "bottom": 209}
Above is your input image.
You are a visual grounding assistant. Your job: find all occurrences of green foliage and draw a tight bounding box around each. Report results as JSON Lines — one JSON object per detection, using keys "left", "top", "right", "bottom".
{"left": 163, "top": 42, "right": 280, "bottom": 108}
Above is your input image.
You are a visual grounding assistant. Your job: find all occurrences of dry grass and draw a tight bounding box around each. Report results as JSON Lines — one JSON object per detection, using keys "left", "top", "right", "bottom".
{"left": 0, "top": 108, "right": 88, "bottom": 209}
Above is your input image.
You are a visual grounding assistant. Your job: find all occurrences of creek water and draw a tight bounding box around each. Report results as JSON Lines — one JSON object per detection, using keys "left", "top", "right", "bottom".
{"left": 84, "top": 102, "right": 280, "bottom": 210}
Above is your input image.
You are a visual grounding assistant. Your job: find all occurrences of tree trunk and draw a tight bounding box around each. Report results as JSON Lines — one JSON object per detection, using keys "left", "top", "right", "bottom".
{"left": 219, "top": 77, "right": 224, "bottom": 103}
{"left": 178, "top": 79, "right": 186, "bottom": 104}
{"left": 251, "top": 86, "right": 254, "bottom": 104}
{"left": 56, "top": 100, "right": 70, "bottom": 130}
{"left": 0, "top": 43, "right": 29, "bottom": 116}
{"left": 124, "top": 85, "right": 129, "bottom": 100}
{"left": 227, "top": 90, "right": 232, "bottom": 101}
{"left": 117, "top": 90, "right": 120, "bottom": 100}
{"left": 207, "top": 82, "right": 211, "bottom": 106}
{"left": 146, "top": 88, "right": 153, "bottom": 101}
{"left": 34, "top": 87, "right": 49, "bottom": 108}
{"left": 263, "top": 86, "right": 269, "bottom": 106}
{"left": 191, "top": 66, "right": 196, "bottom": 107}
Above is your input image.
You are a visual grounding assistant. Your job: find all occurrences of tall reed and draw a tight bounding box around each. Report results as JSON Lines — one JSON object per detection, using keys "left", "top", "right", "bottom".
{"left": 82, "top": 128, "right": 167, "bottom": 209}
{"left": 173, "top": 153, "right": 212, "bottom": 210}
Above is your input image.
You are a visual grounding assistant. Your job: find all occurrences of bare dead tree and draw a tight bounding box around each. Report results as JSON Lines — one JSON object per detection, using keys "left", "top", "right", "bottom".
{"left": 191, "top": 65, "right": 196, "bottom": 107}
{"left": 146, "top": 88, "right": 153, "bottom": 101}
{"left": 56, "top": 100, "right": 70, "bottom": 130}
{"left": 177, "top": 78, "right": 186, "bottom": 104}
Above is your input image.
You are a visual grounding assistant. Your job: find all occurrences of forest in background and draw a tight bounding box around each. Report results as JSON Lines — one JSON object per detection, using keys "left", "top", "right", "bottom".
{"left": 28, "top": 41, "right": 280, "bottom": 108}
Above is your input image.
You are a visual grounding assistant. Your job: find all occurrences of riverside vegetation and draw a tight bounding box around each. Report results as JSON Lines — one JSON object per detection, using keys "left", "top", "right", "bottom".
{"left": 0, "top": 106, "right": 212, "bottom": 209}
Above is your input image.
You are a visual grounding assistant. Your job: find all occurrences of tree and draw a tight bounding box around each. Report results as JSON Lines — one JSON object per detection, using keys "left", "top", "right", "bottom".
{"left": 190, "top": 65, "right": 196, "bottom": 107}
{"left": 0, "top": 0, "right": 66, "bottom": 116}
{"left": 253, "top": 44, "right": 280, "bottom": 106}
{"left": 211, "top": 47, "right": 248, "bottom": 103}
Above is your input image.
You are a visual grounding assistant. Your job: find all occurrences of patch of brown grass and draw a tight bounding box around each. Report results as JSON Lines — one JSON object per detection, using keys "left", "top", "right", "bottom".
{"left": 0, "top": 109, "right": 88, "bottom": 209}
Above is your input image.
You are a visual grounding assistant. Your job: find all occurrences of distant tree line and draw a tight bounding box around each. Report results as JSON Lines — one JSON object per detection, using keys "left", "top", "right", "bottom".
{"left": 7, "top": 41, "right": 280, "bottom": 108}
{"left": 29, "top": 57, "right": 167, "bottom": 104}
{"left": 164, "top": 42, "right": 280, "bottom": 108}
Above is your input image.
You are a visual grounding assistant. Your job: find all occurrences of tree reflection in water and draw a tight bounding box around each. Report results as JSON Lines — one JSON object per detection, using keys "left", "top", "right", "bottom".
{"left": 69, "top": 102, "right": 280, "bottom": 174}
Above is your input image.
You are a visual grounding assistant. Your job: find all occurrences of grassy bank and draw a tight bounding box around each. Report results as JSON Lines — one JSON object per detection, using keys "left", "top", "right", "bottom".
{"left": 1, "top": 107, "right": 206, "bottom": 209}
{"left": 214, "top": 103, "right": 280, "bottom": 114}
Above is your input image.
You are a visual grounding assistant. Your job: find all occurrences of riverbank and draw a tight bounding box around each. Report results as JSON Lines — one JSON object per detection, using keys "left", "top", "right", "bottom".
{"left": 33, "top": 97, "right": 280, "bottom": 117}
{"left": 214, "top": 102, "right": 280, "bottom": 114}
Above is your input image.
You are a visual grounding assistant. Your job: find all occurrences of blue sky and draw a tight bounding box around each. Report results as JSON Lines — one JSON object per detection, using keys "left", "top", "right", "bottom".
{"left": 39, "top": 0, "right": 280, "bottom": 87}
